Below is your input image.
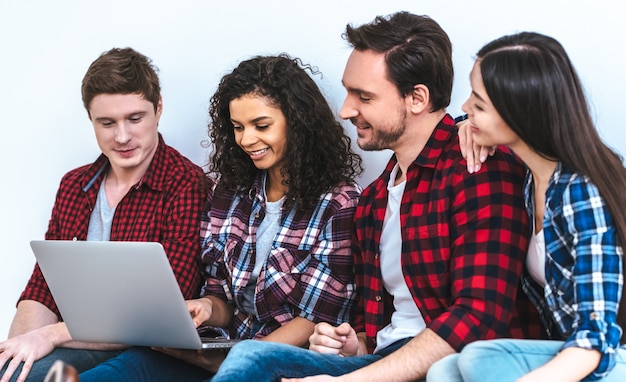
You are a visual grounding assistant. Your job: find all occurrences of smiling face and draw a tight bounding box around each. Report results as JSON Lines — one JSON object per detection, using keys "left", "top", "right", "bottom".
{"left": 88, "top": 93, "right": 161, "bottom": 179}
{"left": 462, "top": 61, "right": 521, "bottom": 149}
{"left": 339, "top": 49, "right": 408, "bottom": 152}
{"left": 230, "top": 94, "right": 288, "bottom": 176}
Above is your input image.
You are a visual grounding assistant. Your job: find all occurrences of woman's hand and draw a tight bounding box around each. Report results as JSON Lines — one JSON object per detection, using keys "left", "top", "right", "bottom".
{"left": 457, "top": 119, "right": 496, "bottom": 173}
{"left": 186, "top": 298, "right": 215, "bottom": 328}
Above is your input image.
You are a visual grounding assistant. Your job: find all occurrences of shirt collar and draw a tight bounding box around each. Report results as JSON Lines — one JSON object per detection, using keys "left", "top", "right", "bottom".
{"left": 411, "top": 113, "right": 457, "bottom": 169}
{"left": 384, "top": 113, "right": 457, "bottom": 176}
{"left": 81, "top": 133, "right": 167, "bottom": 192}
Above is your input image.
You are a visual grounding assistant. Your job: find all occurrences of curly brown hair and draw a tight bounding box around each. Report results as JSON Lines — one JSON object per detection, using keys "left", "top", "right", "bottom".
{"left": 207, "top": 54, "right": 362, "bottom": 211}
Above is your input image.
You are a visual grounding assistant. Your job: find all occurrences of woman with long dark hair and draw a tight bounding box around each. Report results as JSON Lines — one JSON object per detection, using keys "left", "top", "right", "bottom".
{"left": 428, "top": 32, "right": 626, "bottom": 381}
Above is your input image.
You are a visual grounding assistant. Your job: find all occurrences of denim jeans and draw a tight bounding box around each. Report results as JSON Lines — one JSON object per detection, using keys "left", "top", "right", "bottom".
{"left": 0, "top": 348, "right": 122, "bottom": 382}
{"left": 211, "top": 338, "right": 411, "bottom": 382}
{"left": 427, "top": 339, "right": 626, "bottom": 382}
{"left": 79, "top": 347, "right": 213, "bottom": 382}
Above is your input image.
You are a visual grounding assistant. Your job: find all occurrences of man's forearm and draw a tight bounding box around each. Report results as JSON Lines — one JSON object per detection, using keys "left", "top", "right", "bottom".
{"left": 9, "top": 300, "right": 58, "bottom": 337}
{"left": 10, "top": 300, "right": 128, "bottom": 350}
{"left": 341, "top": 328, "right": 455, "bottom": 382}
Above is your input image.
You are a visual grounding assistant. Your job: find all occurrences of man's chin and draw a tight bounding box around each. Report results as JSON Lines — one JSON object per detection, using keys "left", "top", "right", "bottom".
{"left": 357, "top": 140, "right": 386, "bottom": 152}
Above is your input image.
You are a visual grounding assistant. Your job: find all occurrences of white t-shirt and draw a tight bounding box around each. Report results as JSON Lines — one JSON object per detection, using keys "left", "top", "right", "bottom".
{"left": 241, "top": 178, "right": 284, "bottom": 315}
{"left": 375, "top": 164, "right": 427, "bottom": 353}
{"left": 526, "top": 228, "right": 546, "bottom": 286}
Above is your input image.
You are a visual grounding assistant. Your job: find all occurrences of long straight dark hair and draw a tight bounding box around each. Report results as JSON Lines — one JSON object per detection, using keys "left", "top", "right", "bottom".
{"left": 477, "top": 32, "right": 626, "bottom": 342}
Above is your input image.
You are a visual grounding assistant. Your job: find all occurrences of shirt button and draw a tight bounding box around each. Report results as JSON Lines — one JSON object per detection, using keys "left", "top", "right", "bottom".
{"left": 375, "top": 295, "right": 382, "bottom": 302}
{"left": 590, "top": 312, "right": 599, "bottom": 320}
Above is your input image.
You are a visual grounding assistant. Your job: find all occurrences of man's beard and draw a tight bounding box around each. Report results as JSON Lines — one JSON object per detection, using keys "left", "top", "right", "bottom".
{"left": 357, "top": 111, "right": 407, "bottom": 151}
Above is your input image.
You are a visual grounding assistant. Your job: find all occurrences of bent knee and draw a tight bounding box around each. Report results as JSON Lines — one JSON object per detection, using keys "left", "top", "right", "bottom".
{"left": 426, "top": 353, "right": 461, "bottom": 382}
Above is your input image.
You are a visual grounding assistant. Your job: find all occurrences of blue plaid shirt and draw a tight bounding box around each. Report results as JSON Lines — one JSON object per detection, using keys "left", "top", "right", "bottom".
{"left": 521, "top": 162, "right": 624, "bottom": 380}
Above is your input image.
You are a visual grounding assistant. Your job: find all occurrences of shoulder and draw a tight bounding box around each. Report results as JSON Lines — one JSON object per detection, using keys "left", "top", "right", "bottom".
{"left": 549, "top": 167, "right": 615, "bottom": 234}
{"left": 324, "top": 182, "right": 361, "bottom": 204}
{"left": 159, "top": 143, "right": 210, "bottom": 191}
{"left": 558, "top": 168, "right": 599, "bottom": 201}
{"left": 477, "top": 148, "right": 527, "bottom": 190}
{"left": 294, "top": 183, "right": 362, "bottom": 226}
{"left": 546, "top": 165, "right": 601, "bottom": 211}
{"left": 360, "top": 157, "right": 395, "bottom": 199}
{"left": 554, "top": 168, "right": 606, "bottom": 215}
{"left": 60, "top": 163, "right": 92, "bottom": 182}
{"left": 311, "top": 182, "right": 361, "bottom": 218}
{"left": 57, "top": 156, "right": 106, "bottom": 188}
{"left": 162, "top": 143, "right": 204, "bottom": 175}
{"left": 440, "top": 138, "right": 526, "bottom": 187}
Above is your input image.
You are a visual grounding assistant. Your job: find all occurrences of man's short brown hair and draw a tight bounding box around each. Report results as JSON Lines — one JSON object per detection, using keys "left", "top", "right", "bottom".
{"left": 81, "top": 47, "right": 160, "bottom": 115}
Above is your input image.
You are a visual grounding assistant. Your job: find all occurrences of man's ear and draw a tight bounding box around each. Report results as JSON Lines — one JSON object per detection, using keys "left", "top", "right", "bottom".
{"left": 407, "top": 84, "right": 430, "bottom": 114}
{"left": 155, "top": 96, "right": 163, "bottom": 121}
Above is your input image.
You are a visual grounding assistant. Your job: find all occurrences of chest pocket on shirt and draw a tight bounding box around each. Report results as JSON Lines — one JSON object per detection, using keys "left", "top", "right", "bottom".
{"left": 256, "top": 246, "right": 311, "bottom": 317}
{"left": 264, "top": 245, "right": 311, "bottom": 278}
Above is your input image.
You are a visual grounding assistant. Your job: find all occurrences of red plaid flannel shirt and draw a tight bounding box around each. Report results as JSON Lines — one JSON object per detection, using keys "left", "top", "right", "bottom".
{"left": 19, "top": 134, "right": 208, "bottom": 318}
{"left": 352, "top": 115, "right": 543, "bottom": 353}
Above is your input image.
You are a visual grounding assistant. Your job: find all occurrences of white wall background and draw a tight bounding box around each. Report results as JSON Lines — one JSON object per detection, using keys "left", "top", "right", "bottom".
{"left": 1, "top": 0, "right": 624, "bottom": 336}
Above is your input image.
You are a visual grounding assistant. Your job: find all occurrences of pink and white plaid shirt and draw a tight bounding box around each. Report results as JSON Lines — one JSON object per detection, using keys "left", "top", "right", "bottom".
{"left": 200, "top": 173, "right": 361, "bottom": 340}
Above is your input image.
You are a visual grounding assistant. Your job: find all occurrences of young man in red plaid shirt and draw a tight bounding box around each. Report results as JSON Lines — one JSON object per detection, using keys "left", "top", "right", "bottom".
{"left": 0, "top": 48, "right": 208, "bottom": 382}
{"left": 209, "top": 12, "right": 544, "bottom": 382}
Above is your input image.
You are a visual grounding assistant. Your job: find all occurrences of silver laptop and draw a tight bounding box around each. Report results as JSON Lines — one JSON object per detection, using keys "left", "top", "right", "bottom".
{"left": 30, "top": 240, "right": 240, "bottom": 350}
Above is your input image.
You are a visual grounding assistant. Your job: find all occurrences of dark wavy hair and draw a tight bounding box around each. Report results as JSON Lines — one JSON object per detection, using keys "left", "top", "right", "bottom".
{"left": 477, "top": 31, "right": 626, "bottom": 341}
{"left": 207, "top": 54, "right": 362, "bottom": 211}
{"left": 343, "top": 11, "right": 453, "bottom": 111}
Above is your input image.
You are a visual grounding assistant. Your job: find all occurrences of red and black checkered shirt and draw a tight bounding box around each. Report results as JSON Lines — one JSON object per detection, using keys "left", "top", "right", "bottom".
{"left": 352, "top": 115, "right": 543, "bottom": 354}
{"left": 18, "top": 134, "right": 209, "bottom": 319}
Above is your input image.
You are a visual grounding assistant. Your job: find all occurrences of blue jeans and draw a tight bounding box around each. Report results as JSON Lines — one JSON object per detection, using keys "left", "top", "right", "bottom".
{"left": 0, "top": 348, "right": 122, "bottom": 382}
{"left": 426, "top": 339, "right": 626, "bottom": 382}
{"left": 79, "top": 347, "right": 213, "bottom": 382}
{"left": 211, "top": 338, "right": 410, "bottom": 382}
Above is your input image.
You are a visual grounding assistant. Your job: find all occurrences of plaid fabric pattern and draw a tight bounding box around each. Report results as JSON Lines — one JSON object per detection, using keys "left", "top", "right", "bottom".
{"left": 19, "top": 134, "right": 208, "bottom": 317}
{"left": 200, "top": 173, "right": 360, "bottom": 340}
{"left": 352, "top": 114, "right": 542, "bottom": 353}
{"left": 521, "top": 163, "right": 624, "bottom": 380}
